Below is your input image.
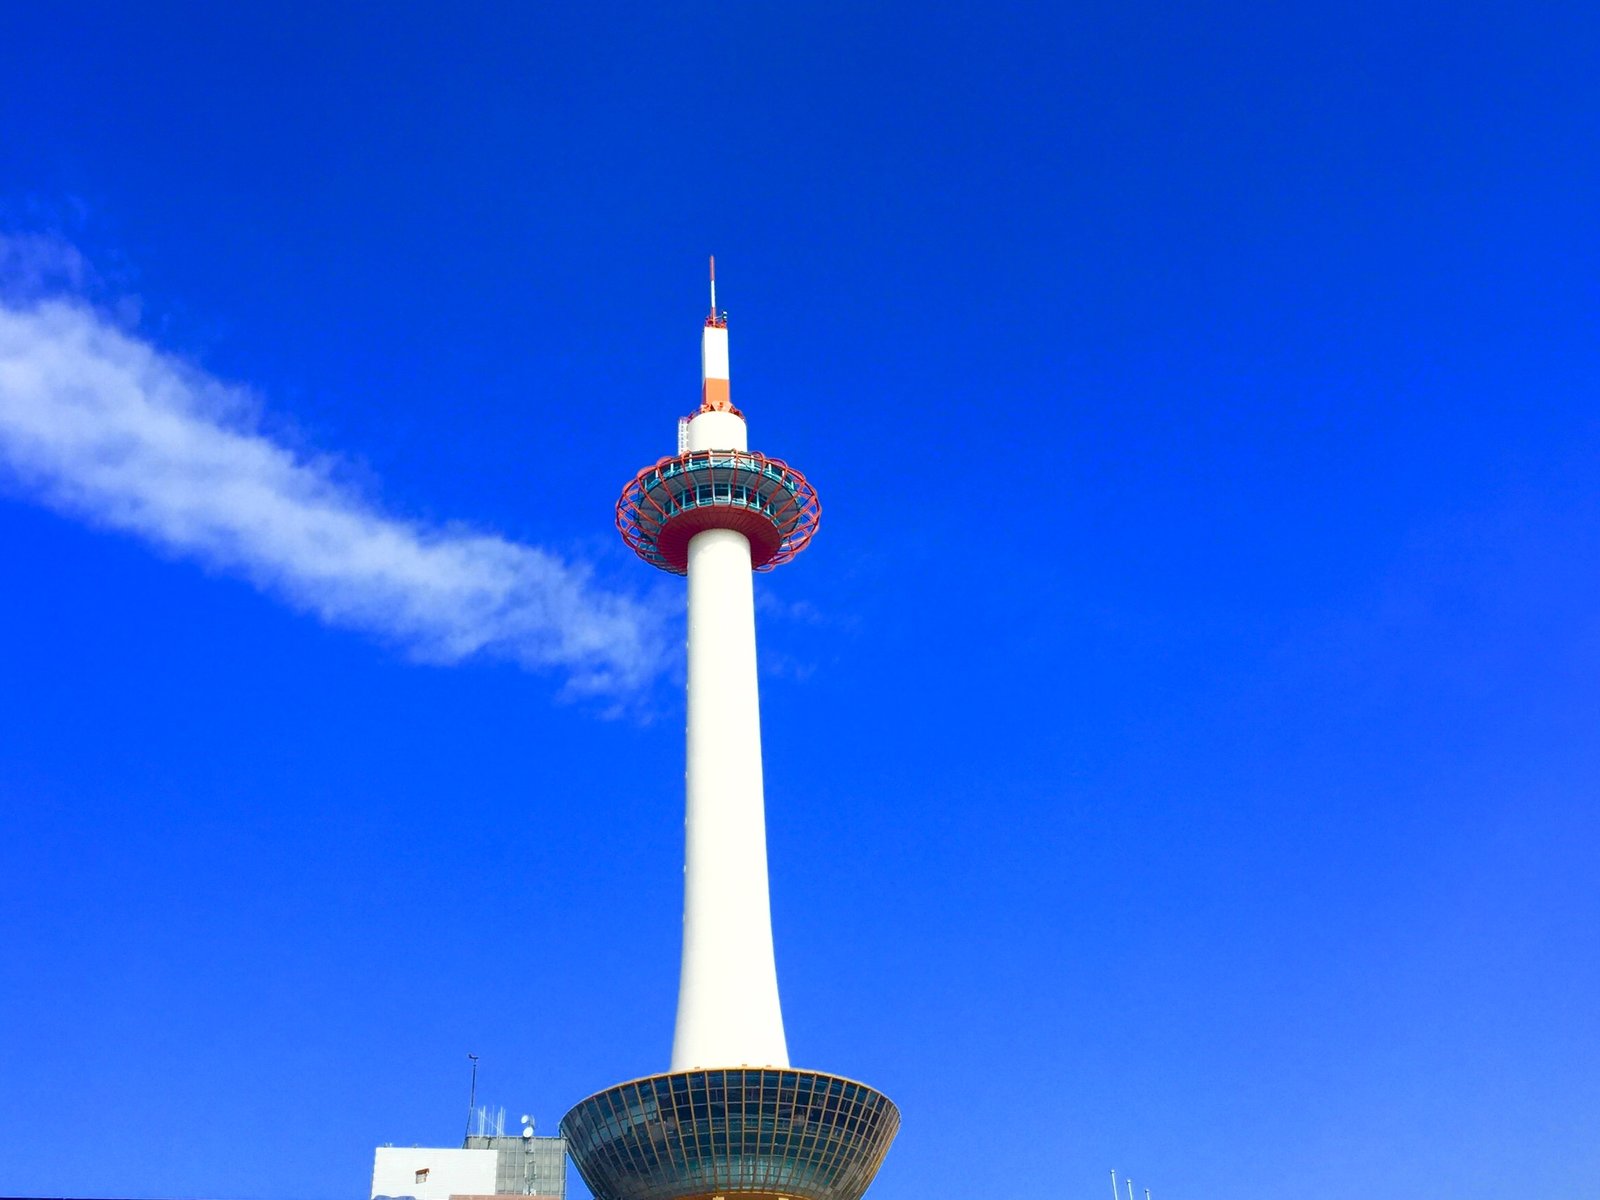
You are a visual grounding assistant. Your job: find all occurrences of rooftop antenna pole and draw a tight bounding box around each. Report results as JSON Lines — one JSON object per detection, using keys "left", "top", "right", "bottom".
{"left": 1146, "top": 1190, "right": 1152, "bottom": 1200}
{"left": 1110, "top": 1170, "right": 1119, "bottom": 1200}
{"left": 1127, "top": 1180, "right": 1135, "bottom": 1200}
{"left": 464, "top": 1053, "right": 479, "bottom": 1145}
{"left": 709, "top": 255, "right": 718, "bottom": 321}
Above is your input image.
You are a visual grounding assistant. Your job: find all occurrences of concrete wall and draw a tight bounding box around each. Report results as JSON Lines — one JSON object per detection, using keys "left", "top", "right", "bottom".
{"left": 371, "top": 1146, "right": 496, "bottom": 1200}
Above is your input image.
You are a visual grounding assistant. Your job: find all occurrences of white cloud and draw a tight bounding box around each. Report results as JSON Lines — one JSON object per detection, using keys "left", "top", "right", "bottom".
{"left": 0, "top": 265, "right": 666, "bottom": 696}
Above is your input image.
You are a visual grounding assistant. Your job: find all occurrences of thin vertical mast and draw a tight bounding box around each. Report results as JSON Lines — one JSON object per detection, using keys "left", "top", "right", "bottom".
{"left": 701, "top": 258, "right": 732, "bottom": 411}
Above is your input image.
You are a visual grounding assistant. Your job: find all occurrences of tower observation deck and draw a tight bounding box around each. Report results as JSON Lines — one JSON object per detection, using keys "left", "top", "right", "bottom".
{"left": 561, "top": 264, "right": 898, "bottom": 1200}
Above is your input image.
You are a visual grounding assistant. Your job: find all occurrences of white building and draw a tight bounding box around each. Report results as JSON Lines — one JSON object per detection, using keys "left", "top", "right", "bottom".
{"left": 372, "top": 1132, "right": 566, "bottom": 1200}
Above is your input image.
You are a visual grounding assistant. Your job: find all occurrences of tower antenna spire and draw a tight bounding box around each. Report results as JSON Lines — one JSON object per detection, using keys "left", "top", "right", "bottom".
{"left": 708, "top": 255, "right": 718, "bottom": 323}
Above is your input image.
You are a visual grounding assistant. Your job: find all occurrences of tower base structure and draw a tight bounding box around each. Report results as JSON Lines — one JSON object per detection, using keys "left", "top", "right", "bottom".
{"left": 562, "top": 1069, "right": 899, "bottom": 1200}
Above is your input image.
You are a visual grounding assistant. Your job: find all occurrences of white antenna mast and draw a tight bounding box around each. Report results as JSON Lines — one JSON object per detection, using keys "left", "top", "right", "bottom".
{"left": 1110, "top": 1170, "right": 1119, "bottom": 1200}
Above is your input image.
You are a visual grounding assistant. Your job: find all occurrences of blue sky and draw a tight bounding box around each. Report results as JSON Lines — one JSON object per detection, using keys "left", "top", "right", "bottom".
{"left": 2, "top": 4, "right": 1598, "bottom": 1198}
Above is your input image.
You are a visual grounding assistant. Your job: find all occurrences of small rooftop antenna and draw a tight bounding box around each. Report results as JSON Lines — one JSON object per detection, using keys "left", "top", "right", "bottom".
{"left": 464, "top": 1054, "right": 479, "bottom": 1146}
{"left": 1126, "top": 1179, "right": 1135, "bottom": 1200}
{"left": 1110, "top": 1170, "right": 1118, "bottom": 1200}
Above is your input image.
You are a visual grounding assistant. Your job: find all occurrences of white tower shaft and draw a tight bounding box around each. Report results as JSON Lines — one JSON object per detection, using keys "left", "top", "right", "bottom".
{"left": 669, "top": 384, "right": 789, "bottom": 1072}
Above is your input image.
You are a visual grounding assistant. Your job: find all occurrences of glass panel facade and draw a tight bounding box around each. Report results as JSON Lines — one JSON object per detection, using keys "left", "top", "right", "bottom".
{"left": 462, "top": 1134, "right": 569, "bottom": 1197}
{"left": 562, "top": 1069, "right": 898, "bottom": 1200}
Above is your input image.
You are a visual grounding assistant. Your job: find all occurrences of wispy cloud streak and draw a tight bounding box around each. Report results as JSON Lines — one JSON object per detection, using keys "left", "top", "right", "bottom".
{"left": 0, "top": 246, "right": 664, "bottom": 695}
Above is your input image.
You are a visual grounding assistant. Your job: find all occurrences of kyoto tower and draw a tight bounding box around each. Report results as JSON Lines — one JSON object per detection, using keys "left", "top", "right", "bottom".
{"left": 560, "top": 263, "right": 899, "bottom": 1200}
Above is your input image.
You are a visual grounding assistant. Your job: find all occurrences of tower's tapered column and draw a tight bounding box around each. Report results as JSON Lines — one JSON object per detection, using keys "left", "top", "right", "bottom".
{"left": 674, "top": 530, "right": 789, "bottom": 1068}
{"left": 672, "top": 406, "right": 788, "bottom": 1071}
